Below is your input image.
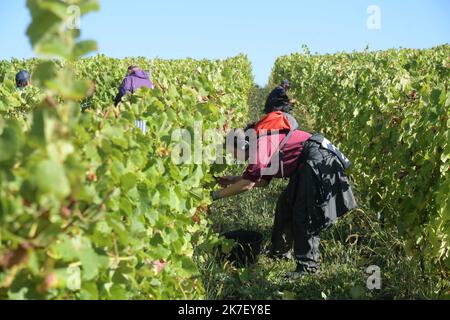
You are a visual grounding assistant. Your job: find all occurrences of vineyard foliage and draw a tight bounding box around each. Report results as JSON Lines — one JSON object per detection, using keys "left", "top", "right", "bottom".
{"left": 1, "top": 0, "right": 448, "bottom": 301}
{"left": 271, "top": 45, "right": 450, "bottom": 275}
{"left": 0, "top": 0, "right": 252, "bottom": 299}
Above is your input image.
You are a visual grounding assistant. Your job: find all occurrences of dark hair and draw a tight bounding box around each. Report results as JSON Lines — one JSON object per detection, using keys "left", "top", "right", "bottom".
{"left": 225, "top": 129, "right": 249, "bottom": 151}
{"left": 264, "top": 99, "right": 292, "bottom": 114}
{"left": 127, "top": 65, "right": 139, "bottom": 71}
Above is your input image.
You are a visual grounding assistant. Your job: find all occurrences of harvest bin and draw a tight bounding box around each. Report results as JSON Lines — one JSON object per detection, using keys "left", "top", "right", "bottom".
{"left": 222, "top": 229, "right": 263, "bottom": 267}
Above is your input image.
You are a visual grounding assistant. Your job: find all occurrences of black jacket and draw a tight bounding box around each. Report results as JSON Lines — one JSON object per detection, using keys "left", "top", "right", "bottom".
{"left": 285, "top": 135, "right": 357, "bottom": 234}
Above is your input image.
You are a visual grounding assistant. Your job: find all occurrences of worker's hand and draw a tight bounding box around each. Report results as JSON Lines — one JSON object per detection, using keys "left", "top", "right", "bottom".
{"left": 289, "top": 98, "right": 299, "bottom": 105}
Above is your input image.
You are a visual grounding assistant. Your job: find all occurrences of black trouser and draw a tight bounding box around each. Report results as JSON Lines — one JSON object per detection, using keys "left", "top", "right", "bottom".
{"left": 272, "top": 178, "right": 320, "bottom": 270}
{"left": 270, "top": 165, "right": 321, "bottom": 271}
{"left": 271, "top": 140, "right": 356, "bottom": 271}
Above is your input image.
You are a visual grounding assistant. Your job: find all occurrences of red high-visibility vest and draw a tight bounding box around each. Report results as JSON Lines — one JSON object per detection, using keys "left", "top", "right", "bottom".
{"left": 254, "top": 111, "right": 293, "bottom": 135}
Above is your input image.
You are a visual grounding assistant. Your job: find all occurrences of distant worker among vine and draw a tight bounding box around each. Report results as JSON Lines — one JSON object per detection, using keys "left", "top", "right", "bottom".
{"left": 15, "top": 70, "right": 31, "bottom": 89}
{"left": 114, "top": 65, "right": 154, "bottom": 133}
{"left": 245, "top": 80, "right": 299, "bottom": 133}
{"left": 264, "top": 79, "right": 298, "bottom": 114}
{"left": 114, "top": 65, "right": 154, "bottom": 106}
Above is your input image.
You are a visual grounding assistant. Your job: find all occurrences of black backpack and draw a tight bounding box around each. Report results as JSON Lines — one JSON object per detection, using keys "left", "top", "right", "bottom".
{"left": 307, "top": 133, "right": 352, "bottom": 170}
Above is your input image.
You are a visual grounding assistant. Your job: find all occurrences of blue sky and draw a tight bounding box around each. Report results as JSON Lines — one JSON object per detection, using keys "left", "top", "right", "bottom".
{"left": 1, "top": 0, "right": 449, "bottom": 85}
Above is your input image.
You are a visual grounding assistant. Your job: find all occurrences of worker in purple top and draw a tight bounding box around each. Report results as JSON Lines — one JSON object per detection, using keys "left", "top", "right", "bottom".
{"left": 114, "top": 65, "right": 154, "bottom": 106}
{"left": 114, "top": 65, "right": 154, "bottom": 133}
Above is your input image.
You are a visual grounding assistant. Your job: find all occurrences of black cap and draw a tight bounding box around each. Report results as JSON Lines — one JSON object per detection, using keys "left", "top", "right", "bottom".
{"left": 15, "top": 70, "right": 31, "bottom": 87}
{"left": 281, "top": 79, "right": 290, "bottom": 87}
